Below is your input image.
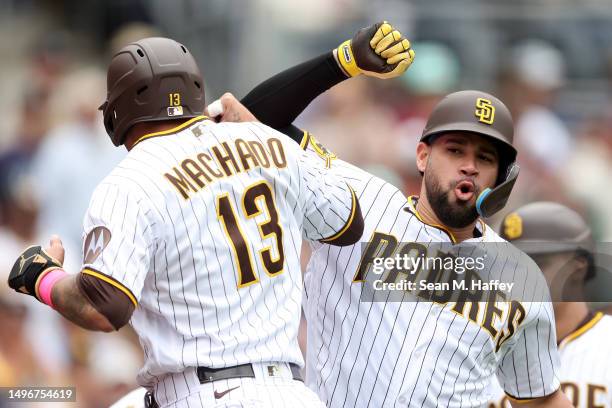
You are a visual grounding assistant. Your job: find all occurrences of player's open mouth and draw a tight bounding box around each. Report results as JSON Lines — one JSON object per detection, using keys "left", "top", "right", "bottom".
{"left": 455, "top": 180, "right": 475, "bottom": 201}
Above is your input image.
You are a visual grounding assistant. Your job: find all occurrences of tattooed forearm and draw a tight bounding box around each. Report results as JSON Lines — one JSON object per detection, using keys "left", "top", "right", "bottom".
{"left": 51, "top": 274, "right": 114, "bottom": 332}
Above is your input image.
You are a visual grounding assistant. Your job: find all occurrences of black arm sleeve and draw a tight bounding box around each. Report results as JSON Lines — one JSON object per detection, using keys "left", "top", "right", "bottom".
{"left": 241, "top": 51, "right": 348, "bottom": 143}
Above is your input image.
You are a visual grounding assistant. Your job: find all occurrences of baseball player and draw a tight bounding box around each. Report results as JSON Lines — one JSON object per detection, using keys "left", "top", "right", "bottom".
{"left": 488, "top": 202, "right": 612, "bottom": 408}
{"left": 220, "top": 23, "right": 573, "bottom": 407}
{"left": 7, "top": 37, "right": 366, "bottom": 407}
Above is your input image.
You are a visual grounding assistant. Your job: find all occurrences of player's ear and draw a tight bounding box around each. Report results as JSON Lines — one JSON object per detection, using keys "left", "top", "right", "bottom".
{"left": 416, "top": 141, "right": 430, "bottom": 173}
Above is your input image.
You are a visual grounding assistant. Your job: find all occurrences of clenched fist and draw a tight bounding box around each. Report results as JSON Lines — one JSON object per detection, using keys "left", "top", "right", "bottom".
{"left": 335, "top": 21, "right": 415, "bottom": 79}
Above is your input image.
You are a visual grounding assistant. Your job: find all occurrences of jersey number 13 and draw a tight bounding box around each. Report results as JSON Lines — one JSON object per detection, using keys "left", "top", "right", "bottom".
{"left": 217, "top": 180, "right": 284, "bottom": 288}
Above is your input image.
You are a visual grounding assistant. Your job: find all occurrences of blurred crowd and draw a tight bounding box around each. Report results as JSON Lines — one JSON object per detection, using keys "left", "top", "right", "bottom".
{"left": 0, "top": 22, "right": 143, "bottom": 408}
{"left": 1, "top": 1, "right": 612, "bottom": 407}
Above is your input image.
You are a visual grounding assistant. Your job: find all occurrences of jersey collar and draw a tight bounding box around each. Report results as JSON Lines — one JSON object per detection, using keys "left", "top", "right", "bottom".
{"left": 558, "top": 311, "right": 603, "bottom": 348}
{"left": 403, "top": 196, "right": 486, "bottom": 244}
{"left": 132, "top": 115, "right": 209, "bottom": 148}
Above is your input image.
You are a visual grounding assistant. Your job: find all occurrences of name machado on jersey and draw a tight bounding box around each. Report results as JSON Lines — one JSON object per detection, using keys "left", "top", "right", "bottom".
{"left": 164, "top": 135, "right": 289, "bottom": 200}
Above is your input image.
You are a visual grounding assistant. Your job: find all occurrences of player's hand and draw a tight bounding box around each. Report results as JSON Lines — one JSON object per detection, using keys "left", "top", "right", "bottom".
{"left": 45, "top": 235, "right": 65, "bottom": 265}
{"left": 335, "top": 21, "right": 415, "bottom": 79}
{"left": 205, "top": 93, "right": 259, "bottom": 123}
{"left": 7, "top": 236, "right": 64, "bottom": 301}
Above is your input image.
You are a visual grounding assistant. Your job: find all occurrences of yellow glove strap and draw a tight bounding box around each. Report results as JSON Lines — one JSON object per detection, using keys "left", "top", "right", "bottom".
{"left": 336, "top": 40, "right": 361, "bottom": 77}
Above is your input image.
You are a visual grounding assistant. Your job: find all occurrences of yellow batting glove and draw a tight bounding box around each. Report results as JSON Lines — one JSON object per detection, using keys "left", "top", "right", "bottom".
{"left": 335, "top": 21, "right": 415, "bottom": 79}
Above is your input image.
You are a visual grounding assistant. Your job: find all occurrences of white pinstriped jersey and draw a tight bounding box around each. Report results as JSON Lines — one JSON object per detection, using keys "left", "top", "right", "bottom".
{"left": 300, "top": 135, "right": 560, "bottom": 407}
{"left": 489, "top": 312, "right": 612, "bottom": 408}
{"left": 81, "top": 117, "right": 357, "bottom": 388}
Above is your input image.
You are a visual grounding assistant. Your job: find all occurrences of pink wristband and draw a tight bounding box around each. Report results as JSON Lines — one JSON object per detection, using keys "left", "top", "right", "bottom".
{"left": 38, "top": 269, "right": 67, "bottom": 308}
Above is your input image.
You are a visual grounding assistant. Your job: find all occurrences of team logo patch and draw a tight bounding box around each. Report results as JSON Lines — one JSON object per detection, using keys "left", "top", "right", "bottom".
{"left": 83, "top": 226, "right": 111, "bottom": 264}
{"left": 309, "top": 135, "right": 337, "bottom": 168}
{"left": 475, "top": 98, "right": 495, "bottom": 125}
{"left": 503, "top": 213, "right": 522, "bottom": 240}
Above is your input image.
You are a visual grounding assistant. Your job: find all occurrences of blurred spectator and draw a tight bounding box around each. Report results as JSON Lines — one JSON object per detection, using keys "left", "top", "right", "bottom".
{"left": 10, "top": 88, "right": 53, "bottom": 157}
{"left": 30, "top": 67, "right": 125, "bottom": 271}
{"left": 398, "top": 42, "right": 460, "bottom": 98}
{"left": 0, "top": 153, "right": 38, "bottom": 249}
{"left": 501, "top": 40, "right": 573, "bottom": 173}
{"left": 562, "top": 110, "right": 612, "bottom": 241}
{"left": 303, "top": 76, "right": 398, "bottom": 168}
{"left": 67, "top": 328, "right": 142, "bottom": 408}
{"left": 298, "top": 75, "right": 409, "bottom": 191}
{"left": 29, "top": 31, "right": 71, "bottom": 97}
{"left": 1, "top": 31, "right": 71, "bottom": 153}
{"left": 0, "top": 297, "right": 41, "bottom": 387}
{"left": 494, "top": 40, "right": 581, "bottom": 224}
{"left": 0, "top": 156, "right": 71, "bottom": 389}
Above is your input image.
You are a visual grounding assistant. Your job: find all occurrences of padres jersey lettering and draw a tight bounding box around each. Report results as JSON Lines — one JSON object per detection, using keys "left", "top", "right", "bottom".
{"left": 489, "top": 313, "right": 612, "bottom": 408}
{"left": 300, "top": 134, "right": 560, "bottom": 407}
{"left": 81, "top": 118, "right": 358, "bottom": 392}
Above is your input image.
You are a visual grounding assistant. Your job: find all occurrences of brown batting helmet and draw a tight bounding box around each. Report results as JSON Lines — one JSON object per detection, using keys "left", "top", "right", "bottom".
{"left": 500, "top": 202, "right": 595, "bottom": 280}
{"left": 420, "top": 90, "right": 518, "bottom": 217}
{"left": 99, "top": 37, "right": 205, "bottom": 146}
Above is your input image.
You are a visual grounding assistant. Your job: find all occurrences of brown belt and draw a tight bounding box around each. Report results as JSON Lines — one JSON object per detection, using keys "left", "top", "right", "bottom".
{"left": 196, "top": 363, "right": 303, "bottom": 384}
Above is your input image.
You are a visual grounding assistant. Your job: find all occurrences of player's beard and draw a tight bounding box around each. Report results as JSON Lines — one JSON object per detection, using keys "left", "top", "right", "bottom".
{"left": 424, "top": 169, "right": 479, "bottom": 229}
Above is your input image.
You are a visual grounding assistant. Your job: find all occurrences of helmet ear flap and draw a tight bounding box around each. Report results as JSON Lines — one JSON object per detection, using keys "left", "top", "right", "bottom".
{"left": 100, "top": 101, "right": 120, "bottom": 146}
{"left": 476, "top": 163, "right": 520, "bottom": 218}
{"left": 104, "top": 113, "right": 117, "bottom": 143}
